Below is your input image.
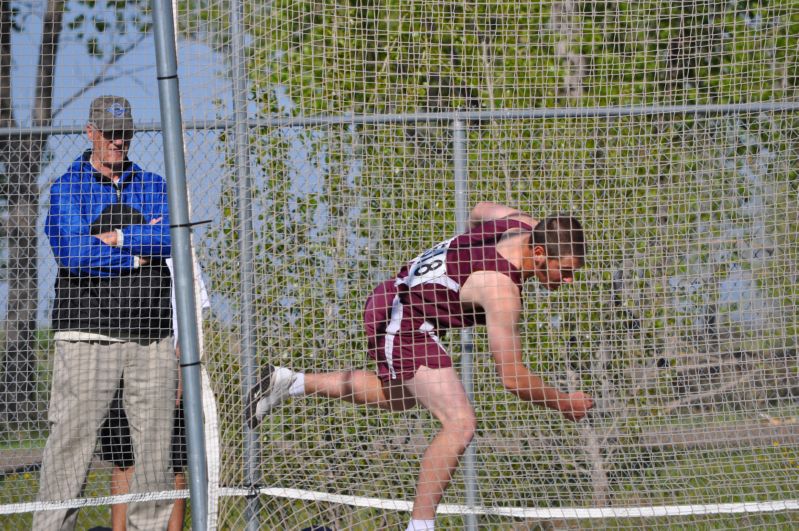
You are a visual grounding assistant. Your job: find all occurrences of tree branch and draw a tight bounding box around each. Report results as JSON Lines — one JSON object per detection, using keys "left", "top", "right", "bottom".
{"left": 663, "top": 372, "right": 754, "bottom": 414}
{"left": 51, "top": 32, "right": 148, "bottom": 120}
{"left": 32, "top": 0, "right": 65, "bottom": 127}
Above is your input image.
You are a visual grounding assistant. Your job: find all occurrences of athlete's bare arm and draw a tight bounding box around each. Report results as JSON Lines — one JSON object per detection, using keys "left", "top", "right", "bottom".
{"left": 469, "top": 202, "right": 537, "bottom": 228}
{"left": 461, "top": 270, "right": 594, "bottom": 422}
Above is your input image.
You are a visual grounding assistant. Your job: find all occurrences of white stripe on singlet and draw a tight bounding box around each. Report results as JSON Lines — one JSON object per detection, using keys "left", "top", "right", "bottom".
{"left": 384, "top": 294, "right": 404, "bottom": 379}
{"left": 419, "top": 321, "right": 445, "bottom": 350}
{"left": 427, "top": 275, "right": 461, "bottom": 292}
{"left": 385, "top": 303, "right": 450, "bottom": 380}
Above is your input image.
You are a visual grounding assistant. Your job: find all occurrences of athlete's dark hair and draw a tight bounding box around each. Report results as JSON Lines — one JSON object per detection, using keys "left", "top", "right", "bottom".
{"left": 532, "top": 215, "right": 586, "bottom": 263}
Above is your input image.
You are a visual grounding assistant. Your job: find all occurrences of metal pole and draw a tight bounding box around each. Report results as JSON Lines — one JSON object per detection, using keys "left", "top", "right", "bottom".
{"left": 152, "top": 2, "right": 208, "bottom": 529}
{"left": 135, "top": 100, "right": 799, "bottom": 130}
{"left": 453, "top": 119, "right": 478, "bottom": 531}
{"left": 6, "top": 99, "right": 797, "bottom": 138}
{"left": 228, "top": 0, "right": 261, "bottom": 529}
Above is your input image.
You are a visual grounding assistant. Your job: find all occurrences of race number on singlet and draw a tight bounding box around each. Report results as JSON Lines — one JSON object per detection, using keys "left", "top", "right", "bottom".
{"left": 399, "top": 235, "right": 457, "bottom": 289}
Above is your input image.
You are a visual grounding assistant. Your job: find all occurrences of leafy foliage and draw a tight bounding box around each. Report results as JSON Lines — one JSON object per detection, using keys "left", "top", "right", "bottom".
{"left": 201, "top": 0, "right": 799, "bottom": 525}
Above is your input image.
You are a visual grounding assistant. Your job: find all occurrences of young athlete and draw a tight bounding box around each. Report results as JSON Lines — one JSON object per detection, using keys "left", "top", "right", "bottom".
{"left": 247, "top": 201, "right": 594, "bottom": 531}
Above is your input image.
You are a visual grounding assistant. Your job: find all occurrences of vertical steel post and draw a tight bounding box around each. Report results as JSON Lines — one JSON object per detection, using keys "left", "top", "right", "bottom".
{"left": 152, "top": 2, "right": 208, "bottom": 529}
{"left": 453, "top": 119, "right": 478, "bottom": 530}
{"left": 229, "top": 0, "right": 261, "bottom": 529}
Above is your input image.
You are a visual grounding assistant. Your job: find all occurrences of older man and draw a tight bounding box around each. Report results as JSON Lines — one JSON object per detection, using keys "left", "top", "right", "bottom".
{"left": 34, "top": 96, "right": 176, "bottom": 530}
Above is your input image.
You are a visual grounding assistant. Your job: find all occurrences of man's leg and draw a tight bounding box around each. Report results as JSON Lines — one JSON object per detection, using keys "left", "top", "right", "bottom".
{"left": 402, "top": 366, "right": 477, "bottom": 520}
{"left": 168, "top": 471, "right": 187, "bottom": 531}
{"left": 168, "top": 399, "right": 187, "bottom": 531}
{"left": 100, "top": 383, "right": 136, "bottom": 530}
{"left": 107, "top": 468, "right": 186, "bottom": 531}
{"left": 122, "top": 337, "right": 177, "bottom": 530}
{"left": 33, "top": 341, "right": 123, "bottom": 531}
{"left": 110, "top": 466, "right": 134, "bottom": 530}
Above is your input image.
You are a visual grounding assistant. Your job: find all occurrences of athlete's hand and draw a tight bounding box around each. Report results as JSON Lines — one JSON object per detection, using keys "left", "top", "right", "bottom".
{"left": 559, "top": 391, "right": 594, "bottom": 422}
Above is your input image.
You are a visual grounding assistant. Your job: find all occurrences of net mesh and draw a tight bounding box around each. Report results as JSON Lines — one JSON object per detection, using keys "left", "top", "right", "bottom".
{"left": 1, "top": 0, "right": 798, "bottom": 529}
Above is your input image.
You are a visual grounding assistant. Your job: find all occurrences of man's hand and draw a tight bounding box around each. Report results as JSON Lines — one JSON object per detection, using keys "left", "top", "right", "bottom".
{"left": 94, "top": 231, "right": 118, "bottom": 246}
{"left": 94, "top": 217, "right": 161, "bottom": 246}
{"left": 94, "top": 232, "right": 149, "bottom": 266}
{"left": 558, "top": 391, "right": 594, "bottom": 422}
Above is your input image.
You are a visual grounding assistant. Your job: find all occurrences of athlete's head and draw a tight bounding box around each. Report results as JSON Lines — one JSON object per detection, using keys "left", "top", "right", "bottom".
{"left": 531, "top": 215, "right": 586, "bottom": 290}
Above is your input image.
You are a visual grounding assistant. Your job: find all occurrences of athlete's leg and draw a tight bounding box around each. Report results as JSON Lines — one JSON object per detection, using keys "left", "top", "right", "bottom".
{"left": 304, "top": 370, "right": 416, "bottom": 411}
{"left": 247, "top": 365, "right": 417, "bottom": 428}
{"left": 403, "top": 366, "right": 477, "bottom": 520}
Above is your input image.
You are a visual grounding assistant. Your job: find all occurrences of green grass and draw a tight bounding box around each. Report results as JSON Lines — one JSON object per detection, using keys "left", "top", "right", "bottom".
{"left": 2, "top": 326, "right": 797, "bottom": 529}
{"left": 0, "top": 470, "right": 113, "bottom": 530}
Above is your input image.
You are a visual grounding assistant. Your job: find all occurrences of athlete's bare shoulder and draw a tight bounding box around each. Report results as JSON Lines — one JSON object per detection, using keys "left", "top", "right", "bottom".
{"left": 469, "top": 202, "right": 537, "bottom": 229}
{"left": 460, "top": 269, "right": 522, "bottom": 314}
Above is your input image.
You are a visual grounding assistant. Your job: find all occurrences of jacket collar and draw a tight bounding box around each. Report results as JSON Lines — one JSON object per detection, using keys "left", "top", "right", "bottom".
{"left": 74, "top": 150, "right": 138, "bottom": 185}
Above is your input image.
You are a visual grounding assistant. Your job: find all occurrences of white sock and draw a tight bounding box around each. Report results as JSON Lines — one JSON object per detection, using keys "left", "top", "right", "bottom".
{"left": 289, "top": 372, "right": 305, "bottom": 397}
{"left": 405, "top": 519, "right": 435, "bottom": 531}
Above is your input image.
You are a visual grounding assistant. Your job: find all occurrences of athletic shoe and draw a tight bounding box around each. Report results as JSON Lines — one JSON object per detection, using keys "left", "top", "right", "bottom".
{"left": 246, "top": 364, "right": 297, "bottom": 429}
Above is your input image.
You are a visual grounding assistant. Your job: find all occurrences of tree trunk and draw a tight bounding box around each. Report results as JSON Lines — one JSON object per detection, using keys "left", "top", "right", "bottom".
{"left": 549, "top": 0, "right": 586, "bottom": 99}
{"left": 0, "top": 0, "right": 64, "bottom": 424}
{"left": 566, "top": 348, "right": 611, "bottom": 508}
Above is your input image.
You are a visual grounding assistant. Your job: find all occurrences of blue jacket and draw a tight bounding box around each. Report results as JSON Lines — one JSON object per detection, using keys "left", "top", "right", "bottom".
{"left": 46, "top": 150, "right": 171, "bottom": 276}
{"left": 46, "top": 151, "right": 173, "bottom": 338}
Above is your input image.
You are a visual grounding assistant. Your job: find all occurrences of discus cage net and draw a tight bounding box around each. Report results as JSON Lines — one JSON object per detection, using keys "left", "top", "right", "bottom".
{"left": 1, "top": 0, "right": 798, "bottom": 529}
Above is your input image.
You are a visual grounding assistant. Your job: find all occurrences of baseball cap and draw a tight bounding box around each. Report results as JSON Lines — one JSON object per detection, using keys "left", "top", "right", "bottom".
{"left": 88, "top": 95, "right": 134, "bottom": 134}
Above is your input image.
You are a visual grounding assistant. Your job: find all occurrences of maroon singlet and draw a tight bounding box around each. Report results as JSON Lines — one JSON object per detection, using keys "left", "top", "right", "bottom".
{"left": 364, "top": 219, "right": 532, "bottom": 381}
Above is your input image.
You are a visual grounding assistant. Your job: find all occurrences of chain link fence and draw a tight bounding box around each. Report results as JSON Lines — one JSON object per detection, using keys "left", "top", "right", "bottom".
{"left": 2, "top": 1, "right": 799, "bottom": 529}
